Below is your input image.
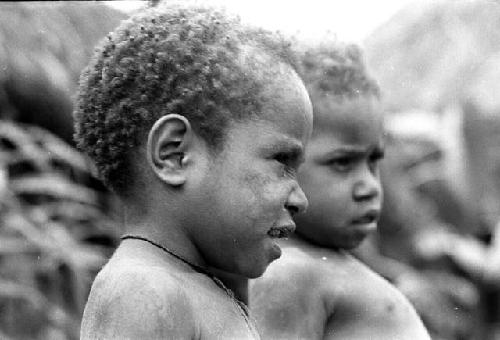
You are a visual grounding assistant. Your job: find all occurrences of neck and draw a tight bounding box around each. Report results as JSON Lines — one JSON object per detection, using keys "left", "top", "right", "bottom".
{"left": 208, "top": 267, "right": 249, "bottom": 304}
{"left": 122, "top": 200, "right": 207, "bottom": 269}
{"left": 121, "top": 196, "right": 250, "bottom": 304}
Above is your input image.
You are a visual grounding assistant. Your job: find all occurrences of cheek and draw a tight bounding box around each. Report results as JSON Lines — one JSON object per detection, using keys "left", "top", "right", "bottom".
{"left": 299, "top": 173, "right": 352, "bottom": 218}
{"left": 308, "top": 188, "right": 347, "bottom": 220}
{"left": 378, "top": 181, "right": 384, "bottom": 205}
{"left": 299, "top": 169, "right": 342, "bottom": 201}
{"left": 241, "top": 170, "right": 286, "bottom": 217}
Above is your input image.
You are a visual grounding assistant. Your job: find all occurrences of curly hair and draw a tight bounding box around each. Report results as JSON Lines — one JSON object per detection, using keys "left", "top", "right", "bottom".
{"left": 297, "top": 41, "right": 380, "bottom": 102}
{"left": 73, "top": 3, "right": 296, "bottom": 193}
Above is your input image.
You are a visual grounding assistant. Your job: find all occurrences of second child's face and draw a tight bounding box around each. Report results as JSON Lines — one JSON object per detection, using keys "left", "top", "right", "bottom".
{"left": 295, "top": 96, "right": 384, "bottom": 250}
{"left": 192, "top": 71, "right": 313, "bottom": 278}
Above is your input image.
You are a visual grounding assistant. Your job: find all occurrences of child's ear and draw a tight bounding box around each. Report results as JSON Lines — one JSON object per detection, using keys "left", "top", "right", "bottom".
{"left": 146, "top": 114, "right": 193, "bottom": 186}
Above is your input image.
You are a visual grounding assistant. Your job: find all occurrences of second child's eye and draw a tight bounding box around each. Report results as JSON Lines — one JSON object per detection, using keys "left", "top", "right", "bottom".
{"left": 328, "top": 157, "right": 355, "bottom": 173}
{"left": 368, "top": 150, "right": 385, "bottom": 172}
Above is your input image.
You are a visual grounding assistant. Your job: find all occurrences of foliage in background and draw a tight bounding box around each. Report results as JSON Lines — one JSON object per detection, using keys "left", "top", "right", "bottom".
{"left": 0, "top": 121, "right": 120, "bottom": 339}
{"left": 0, "top": 3, "right": 126, "bottom": 339}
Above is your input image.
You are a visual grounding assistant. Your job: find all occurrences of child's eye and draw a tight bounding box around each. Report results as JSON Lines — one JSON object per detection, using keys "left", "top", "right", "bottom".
{"left": 274, "top": 153, "right": 297, "bottom": 177}
{"left": 328, "top": 157, "right": 355, "bottom": 173}
{"left": 368, "top": 150, "right": 385, "bottom": 172}
{"left": 274, "top": 153, "right": 290, "bottom": 165}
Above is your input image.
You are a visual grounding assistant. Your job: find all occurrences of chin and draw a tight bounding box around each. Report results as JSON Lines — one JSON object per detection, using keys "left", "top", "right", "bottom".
{"left": 252, "top": 257, "right": 279, "bottom": 278}
{"left": 246, "top": 270, "right": 265, "bottom": 279}
{"left": 328, "top": 233, "right": 368, "bottom": 250}
{"left": 239, "top": 266, "right": 267, "bottom": 279}
{"left": 234, "top": 258, "right": 273, "bottom": 279}
{"left": 341, "top": 236, "right": 369, "bottom": 250}
{"left": 338, "top": 241, "right": 363, "bottom": 250}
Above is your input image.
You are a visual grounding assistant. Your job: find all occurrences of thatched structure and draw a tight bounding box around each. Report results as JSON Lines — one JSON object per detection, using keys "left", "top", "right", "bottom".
{"left": 0, "top": 2, "right": 126, "bottom": 144}
{"left": 0, "top": 3, "right": 126, "bottom": 339}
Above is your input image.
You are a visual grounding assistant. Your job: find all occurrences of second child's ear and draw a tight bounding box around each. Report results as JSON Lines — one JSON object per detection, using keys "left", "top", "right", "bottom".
{"left": 146, "top": 114, "right": 193, "bottom": 186}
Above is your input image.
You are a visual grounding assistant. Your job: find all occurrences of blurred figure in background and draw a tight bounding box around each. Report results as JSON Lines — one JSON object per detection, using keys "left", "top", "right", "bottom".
{"left": 250, "top": 41, "right": 430, "bottom": 340}
{"left": 362, "top": 0, "right": 500, "bottom": 337}
{"left": 355, "top": 109, "right": 482, "bottom": 340}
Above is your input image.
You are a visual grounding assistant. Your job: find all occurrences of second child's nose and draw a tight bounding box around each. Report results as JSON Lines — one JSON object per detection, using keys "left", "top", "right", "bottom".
{"left": 353, "top": 173, "right": 381, "bottom": 202}
{"left": 285, "top": 185, "right": 309, "bottom": 215}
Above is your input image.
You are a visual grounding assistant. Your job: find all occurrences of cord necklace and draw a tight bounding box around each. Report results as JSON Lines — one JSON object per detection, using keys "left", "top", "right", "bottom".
{"left": 120, "top": 234, "right": 259, "bottom": 338}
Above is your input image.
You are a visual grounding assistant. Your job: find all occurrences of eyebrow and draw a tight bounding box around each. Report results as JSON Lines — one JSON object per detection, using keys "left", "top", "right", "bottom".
{"left": 325, "top": 144, "right": 385, "bottom": 158}
{"left": 266, "top": 139, "right": 305, "bottom": 164}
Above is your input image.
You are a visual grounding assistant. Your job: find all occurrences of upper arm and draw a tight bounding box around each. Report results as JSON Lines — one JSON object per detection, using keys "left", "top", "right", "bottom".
{"left": 81, "top": 270, "right": 196, "bottom": 340}
{"left": 249, "top": 260, "right": 328, "bottom": 340}
{"left": 322, "top": 269, "right": 431, "bottom": 340}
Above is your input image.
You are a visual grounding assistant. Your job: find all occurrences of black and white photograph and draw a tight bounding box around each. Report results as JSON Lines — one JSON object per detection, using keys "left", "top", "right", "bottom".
{"left": 1, "top": 1, "right": 500, "bottom": 339}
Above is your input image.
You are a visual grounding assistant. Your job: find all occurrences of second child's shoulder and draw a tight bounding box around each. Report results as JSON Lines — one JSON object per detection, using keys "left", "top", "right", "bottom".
{"left": 327, "top": 252, "right": 412, "bottom": 303}
{"left": 264, "top": 244, "right": 328, "bottom": 279}
{"left": 276, "top": 241, "right": 359, "bottom": 275}
{"left": 256, "top": 242, "right": 348, "bottom": 293}
{"left": 329, "top": 254, "right": 429, "bottom": 329}
{"left": 265, "top": 243, "right": 415, "bottom": 306}
{"left": 326, "top": 255, "right": 432, "bottom": 340}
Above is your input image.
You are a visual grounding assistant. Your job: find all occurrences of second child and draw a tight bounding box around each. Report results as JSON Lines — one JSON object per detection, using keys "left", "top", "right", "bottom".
{"left": 250, "top": 42, "right": 430, "bottom": 340}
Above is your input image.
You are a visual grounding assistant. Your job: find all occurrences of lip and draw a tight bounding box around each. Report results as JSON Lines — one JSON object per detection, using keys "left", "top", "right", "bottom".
{"left": 267, "top": 223, "right": 296, "bottom": 239}
{"left": 351, "top": 209, "right": 380, "bottom": 225}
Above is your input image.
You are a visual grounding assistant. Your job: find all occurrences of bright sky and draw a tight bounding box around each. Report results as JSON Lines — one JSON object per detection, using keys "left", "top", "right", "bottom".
{"left": 107, "top": 0, "right": 427, "bottom": 45}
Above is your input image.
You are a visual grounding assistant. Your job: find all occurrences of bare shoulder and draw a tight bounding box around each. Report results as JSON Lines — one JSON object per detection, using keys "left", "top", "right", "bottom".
{"left": 249, "top": 246, "right": 333, "bottom": 339}
{"left": 331, "top": 253, "right": 419, "bottom": 311}
{"left": 257, "top": 246, "right": 325, "bottom": 287}
{"left": 251, "top": 243, "right": 429, "bottom": 340}
{"left": 252, "top": 245, "right": 338, "bottom": 303}
{"left": 81, "top": 259, "right": 197, "bottom": 340}
{"left": 258, "top": 244, "right": 354, "bottom": 293}
{"left": 323, "top": 254, "right": 431, "bottom": 340}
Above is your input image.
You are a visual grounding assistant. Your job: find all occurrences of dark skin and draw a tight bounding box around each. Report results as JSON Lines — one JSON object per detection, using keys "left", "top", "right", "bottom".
{"left": 250, "top": 96, "right": 431, "bottom": 340}
{"left": 80, "top": 65, "right": 313, "bottom": 339}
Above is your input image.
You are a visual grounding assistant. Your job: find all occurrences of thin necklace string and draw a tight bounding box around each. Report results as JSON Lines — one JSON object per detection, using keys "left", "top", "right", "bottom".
{"left": 120, "top": 235, "right": 254, "bottom": 327}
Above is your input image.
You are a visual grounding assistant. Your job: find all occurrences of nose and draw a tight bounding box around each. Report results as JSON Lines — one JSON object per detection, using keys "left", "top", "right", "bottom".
{"left": 353, "top": 170, "right": 381, "bottom": 202}
{"left": 285, "top": 184, "right": 309, "bottom": 215}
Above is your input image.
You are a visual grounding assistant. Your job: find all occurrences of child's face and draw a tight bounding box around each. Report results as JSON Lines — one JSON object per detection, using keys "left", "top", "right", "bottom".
{"left": 295, "top": 96, "right": 384, "bottom": 250}
{"left": 193, "top": 72, "right": 313, "bottom": 278}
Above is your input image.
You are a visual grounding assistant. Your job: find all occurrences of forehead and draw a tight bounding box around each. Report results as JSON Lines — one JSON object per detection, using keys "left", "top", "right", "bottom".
{"left": 313, "top": 96, "right": 384, "bottom": 146}
{"left": 259, "top": 67, "right": 313, "bottom": 139}
{"left": 226, "top": 69, "right": 313, "bottom": 152}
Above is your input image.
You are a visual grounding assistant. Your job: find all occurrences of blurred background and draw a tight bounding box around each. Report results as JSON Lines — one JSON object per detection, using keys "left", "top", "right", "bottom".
{"left": 2, "top": 1, "right": 500, "bottom": 339}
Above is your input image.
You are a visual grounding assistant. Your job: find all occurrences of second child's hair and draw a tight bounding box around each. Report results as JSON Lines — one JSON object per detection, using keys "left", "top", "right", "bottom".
{"left": 73, "top": 3, "right": 296, "bottom": 193}
{"left": 297, "top": 42, "right": 380, "bottom": 102}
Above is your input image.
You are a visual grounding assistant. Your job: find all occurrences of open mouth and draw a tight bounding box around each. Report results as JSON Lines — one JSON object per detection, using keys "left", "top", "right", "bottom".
{"left": 352, "top": 211, "right": 379, "bottom": 224}
{"left": 267, "top": 225, "right": 295, "bottom": 238}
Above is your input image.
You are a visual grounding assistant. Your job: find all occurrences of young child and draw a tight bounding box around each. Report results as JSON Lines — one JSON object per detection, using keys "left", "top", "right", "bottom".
{"left": 74, "top": 3, "right": 313, "bottom": 339}
{"left": 249, "top": 42, "right": 431, "bottom": 339}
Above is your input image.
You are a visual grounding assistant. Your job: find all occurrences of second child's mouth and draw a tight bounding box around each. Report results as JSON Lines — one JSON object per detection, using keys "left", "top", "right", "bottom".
{"left": 351, "top": 210, "right": 380, "bottom": 224}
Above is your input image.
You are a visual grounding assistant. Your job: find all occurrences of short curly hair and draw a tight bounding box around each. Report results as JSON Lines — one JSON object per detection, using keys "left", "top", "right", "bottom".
{"left": 297, "top": 41, "right": 380, "bottom": 103}
{"left": 73, "top": 3, "right": 296, "bottom": 193}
